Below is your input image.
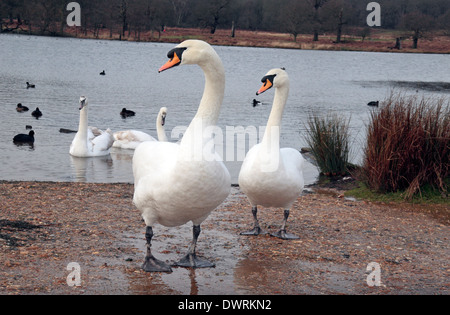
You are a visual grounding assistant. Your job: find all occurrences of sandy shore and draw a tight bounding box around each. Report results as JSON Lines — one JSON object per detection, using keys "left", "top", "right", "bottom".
{"left": 0, "top": 181, "right": 448, "bottom": 295}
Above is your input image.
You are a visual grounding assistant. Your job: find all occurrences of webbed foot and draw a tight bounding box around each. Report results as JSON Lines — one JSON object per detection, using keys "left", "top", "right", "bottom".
{"left": 271, "top": 229, "right": 300, "bottom": 240}
{"left": 240, "top": 226, "right": 268, "bottom": 236}
{"left": 142, "top": 255, "right": 173, "bottom": 273}
{"left": 173, "top": 253, "right": 215, "bottom": 269}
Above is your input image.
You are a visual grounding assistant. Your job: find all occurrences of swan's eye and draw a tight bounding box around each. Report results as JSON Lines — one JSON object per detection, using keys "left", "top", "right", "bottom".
{"left": 167, "top": 47, "right": 187, "bottom": 60}
{"left": 261, "top": 74, "right": 277, "bottom": 85}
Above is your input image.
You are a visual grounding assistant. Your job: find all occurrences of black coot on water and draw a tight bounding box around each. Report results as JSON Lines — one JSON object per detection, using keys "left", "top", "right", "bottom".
{"left": 32, "top": 108, "right": 43, "bottom": 118}
{"left": 13, "top": 130, "right": 35, "bottom": 144}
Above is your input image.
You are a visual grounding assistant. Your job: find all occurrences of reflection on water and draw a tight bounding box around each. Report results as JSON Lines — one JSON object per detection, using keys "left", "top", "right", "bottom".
{"left": 70, "top": 155, "right": 114, "bottom": 182}
{"left": 1, "top": 34, "right": 449, "bottom": 184}
{"left": 13, "top": 142, "right": 35, "bottom": 151}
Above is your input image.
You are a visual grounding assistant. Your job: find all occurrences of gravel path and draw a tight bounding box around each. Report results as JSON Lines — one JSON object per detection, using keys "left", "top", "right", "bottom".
{"left": 0, "top": 181, "right": 448, "bottom": 295}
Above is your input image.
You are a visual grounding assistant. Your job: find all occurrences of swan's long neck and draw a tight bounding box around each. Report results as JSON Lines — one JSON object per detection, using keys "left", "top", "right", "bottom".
{"left": 180, "top": 53, "right": 225, "bottom": 156}
{"left": 76, "top": 107, "right": 88, "bottom": 145}
{"left": 194, "top": 59, "right": 225, "bottom": 126}
{"left": 261, "top": 83, "right": 289, "bottom": 152}
{"left": 156, "top": 114, "right": 167, "bottom": 142}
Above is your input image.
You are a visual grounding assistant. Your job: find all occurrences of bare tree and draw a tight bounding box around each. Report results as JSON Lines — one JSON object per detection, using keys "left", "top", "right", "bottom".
{"left": 171, "top": 0, "right": 188, "bottom": 26}
{"left": 195, "top": 0, "right": 231, "bottom": 34}
{"left": 439, "top": 8, "right": 450, "bottom": 36}
{"left": 283, "top": 0, "right": 313, "bottom": 42}
{"left": 307, "top": 0, "right": 329, "bottom": 41}
{"left": 402, "top": 11, "right": 433, "bottom": 49}
{"left": 120, "top": 0, "right": 128, "bottom": 37}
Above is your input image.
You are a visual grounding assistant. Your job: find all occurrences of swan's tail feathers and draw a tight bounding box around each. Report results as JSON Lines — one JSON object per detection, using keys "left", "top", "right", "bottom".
{"left": 106, "top": 130, "right": 115, "bottom": 148}
{"left": 89, "top": 126, "right": 102, "bottom": 137}
{"left": 91, "top": 130, "right": 115, "bottom": 153}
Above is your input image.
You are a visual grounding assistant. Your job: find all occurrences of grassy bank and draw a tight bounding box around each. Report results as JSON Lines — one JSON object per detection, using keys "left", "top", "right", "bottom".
{"left": 345, "top": 180, "right": 449, "bottom": 204}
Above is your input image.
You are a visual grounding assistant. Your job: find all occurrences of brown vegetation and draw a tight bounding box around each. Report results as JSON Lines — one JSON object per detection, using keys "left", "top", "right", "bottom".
{"left": 361, "top": 94, "right": 450, "bottom": 199}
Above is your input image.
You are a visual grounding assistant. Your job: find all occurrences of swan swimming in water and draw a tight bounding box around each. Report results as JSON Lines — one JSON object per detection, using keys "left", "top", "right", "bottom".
{"left": 69, "top": 96, "right": 114, "bottom": 157}
{"left": 113, "top": 107, "right": 168, "bottom": 150}
{"left": 133, "top": 40, "right": 231, "bottom": 272}
{"left": 238, "top": 68, "right": 305, "bottom": 240}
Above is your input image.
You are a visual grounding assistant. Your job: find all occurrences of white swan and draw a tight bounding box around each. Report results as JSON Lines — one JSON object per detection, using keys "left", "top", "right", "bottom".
{"left": 113, "top": 107, "right": 168, "bottom": 150}
{"left": 238, "top": 68, "right": 305, "bottom": 240}
{"left": 69, "top": 96, "right": 115, "bottom": 157}
{"left": 133, "top": 40, "right": 231, "bottom": 272}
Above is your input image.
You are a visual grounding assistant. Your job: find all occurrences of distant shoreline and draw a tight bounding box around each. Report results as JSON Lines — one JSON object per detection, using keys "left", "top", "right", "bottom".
{"left": 3, "top": 23, "right": 450, "bottom": 54}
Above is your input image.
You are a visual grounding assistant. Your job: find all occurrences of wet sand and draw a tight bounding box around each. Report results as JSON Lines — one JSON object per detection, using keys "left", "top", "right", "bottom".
{"left": 0, "top": 181, "right": 448, "bottom": 295}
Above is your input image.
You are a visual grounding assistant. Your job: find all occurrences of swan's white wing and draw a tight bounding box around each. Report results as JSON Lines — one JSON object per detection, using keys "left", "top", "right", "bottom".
{"left": 113, "top": 130, "right": 156, "bottom": 149}
{"left": 88, "top": 126, "right": 103, "bottom": 138}
{"left": 280, "top": 148, "right": 305, "bottom": 193}
{"left": 114, "top": 130, "right": 156, "bottom": 142}
{"left": 239, "top": 146, "right": 304, "bottom": 209}
{"left": 133, "top": 141, "right": 179, "bottom": 226}
{"left": 133, "top": 140, "right": 230, "bottom": 227}
{"left": 281, "top": 148, "right": 305, "bottom": 174}
{"left": 91, "top": 130, "right": 114, "bottom": 154}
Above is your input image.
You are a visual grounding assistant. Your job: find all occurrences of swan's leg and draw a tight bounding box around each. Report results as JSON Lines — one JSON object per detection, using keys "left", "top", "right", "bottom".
{"left": 271, "top": 209, "right": 300, "bottom": 240}
{"left": 173, "top": 225, "right": 215, "bottom": 269}
{"left": 142, "top": 226, "right": 173, "bottom": 272}
{"left": 240, "top": 206, "right": 267, "bottom": 236}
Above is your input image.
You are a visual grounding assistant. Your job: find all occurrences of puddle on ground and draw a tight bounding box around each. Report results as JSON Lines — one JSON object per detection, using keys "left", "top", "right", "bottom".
{"left": 123, "top": 224, "right": 247, "bottom": 295}
{"left": 118, "top": 187, "right": 253, "bottom": 294}
{"left": 106, "top": 186, "right": 371, "bottom": 295}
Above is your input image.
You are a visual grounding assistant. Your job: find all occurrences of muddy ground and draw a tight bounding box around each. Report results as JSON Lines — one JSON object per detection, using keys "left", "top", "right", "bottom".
{"left": 0, "top": 181, "right": 448, "bottom": 295}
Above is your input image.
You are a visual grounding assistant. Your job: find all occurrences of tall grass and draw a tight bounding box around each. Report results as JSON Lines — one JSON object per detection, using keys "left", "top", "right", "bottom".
{"left": 305, "top": 113, "right": 351, "bottom": 176}
{"left": 361, "top": 93, "right": 449, "bottom": 199}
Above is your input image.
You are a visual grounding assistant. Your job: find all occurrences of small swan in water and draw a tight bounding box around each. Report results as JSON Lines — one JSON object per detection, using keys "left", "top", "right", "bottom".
{"left": 69, "top": 96, "right": 114, "bottom": 157}
{"left": 113, "top": 107, "right": 168, "bottom": 150}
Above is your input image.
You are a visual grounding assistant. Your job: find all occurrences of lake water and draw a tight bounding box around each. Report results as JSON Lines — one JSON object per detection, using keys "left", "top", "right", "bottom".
{"left": 0, "top": 34, "right": 449, "bottom": 184}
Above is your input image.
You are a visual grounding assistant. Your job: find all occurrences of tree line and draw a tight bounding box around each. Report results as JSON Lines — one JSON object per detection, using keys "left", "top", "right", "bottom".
{"left": 2, "top": 0, "right": 450, "bottom": 43}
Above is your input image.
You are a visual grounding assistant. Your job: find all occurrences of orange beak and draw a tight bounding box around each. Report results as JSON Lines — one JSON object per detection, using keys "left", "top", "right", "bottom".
{"left": 159, "top": 52, "right": 182, "bottom": 73}
{"left": 256, "top": 79, "right": 273, "bottom": 95}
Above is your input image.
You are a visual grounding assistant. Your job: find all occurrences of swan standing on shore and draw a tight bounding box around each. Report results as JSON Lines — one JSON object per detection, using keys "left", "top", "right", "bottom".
{"left": 133, "top": 40, "right": 231, "bottom": 272}
{"left": 238, "top": 68, "right": 305, "bottom": 240}
{"left": 113, "top": 107, "right": 168, "bottom": 149}
{"left": 69, "top": 96, "right": 114, "bottom": 157}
